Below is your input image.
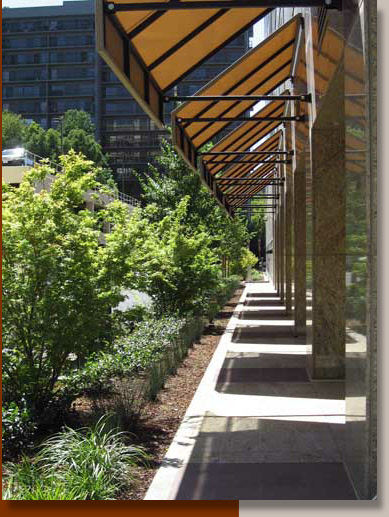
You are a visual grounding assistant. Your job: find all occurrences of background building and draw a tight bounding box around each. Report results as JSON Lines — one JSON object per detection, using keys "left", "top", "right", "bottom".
{"left": 2, "top": 0, "right": 252, "bottom": 197}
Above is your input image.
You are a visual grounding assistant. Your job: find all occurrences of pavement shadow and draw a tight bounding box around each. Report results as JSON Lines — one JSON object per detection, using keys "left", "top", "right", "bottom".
{"left": 172, "top": 418, "right": 354, "bottom": 500}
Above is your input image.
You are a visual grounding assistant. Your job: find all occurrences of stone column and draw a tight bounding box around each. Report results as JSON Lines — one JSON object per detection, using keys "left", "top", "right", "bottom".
{"left": 278, "top": 168, "right": 285, "bottom": 302}
{"left": 310, "top": 63, "right": 346, "bottom": 379}
{"left": 284, "top": 126, "right": 293, "bottom": 315}
{"left": 293, "top": 153, "right": 306, "bottom": 336}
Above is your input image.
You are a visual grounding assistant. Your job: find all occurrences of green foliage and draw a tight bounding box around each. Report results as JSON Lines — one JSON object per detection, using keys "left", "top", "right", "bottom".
{"left": 23, "top": 122, "right": 61, "bottom": 162}
{"left": 346, "top": 166, "right": 367, "bottom": 326}
{"left": 23, "top": 122, "right": 47, "bottom": 157}
{"left": 3, "top": 416, "right": 148, "bottom": 500}
{"left": 2, "top": 110, "right": 26, "bottom": 149}
{"left": 2, "top": 109, "right": 115, "bottom": 185}
{"left": 64, "top": 128, "right": 107, "bottom": 167}
{"left": 250, "top": 269, "right": 263, "bottom": 281}
{"left": 140, "top": 139, "right": 257, "bottom": 280}
{"left": 67, "top": 316, "right": 188, "bottom": 396}
{"left": 2, "top": 401, "right": 37, "bottom": 460}
{"left": 62, "top": 109, "right": 95, "bottom": 137}
{"left": 206, "top": 275, "right": 242, "bottom": 321}
{"left": 231, "top": 247, "right": 258, "bottom": 277}
{"left": 139, "top": 197, "right": 220, "bottom": 316}
{"left": 2, "top": 152, "right": 145, "bottom": 420}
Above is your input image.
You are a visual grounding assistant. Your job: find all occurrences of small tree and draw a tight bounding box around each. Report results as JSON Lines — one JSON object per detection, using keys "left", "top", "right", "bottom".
{"left": 23, "top": 121, "right": 48, "bottom": 158}
{"left": 141, "top": 139, "right": 255, "bottom": 277}
{"left": 139, "top": 197, "right": 220, "bottom": 316}
{"left": 2, "top": 111, "right": 26, "bottom": 149}
{"left": 62, "top": 109, "right": 95, "bottom": 137}
{"left": 2, "top": 152, "right": 144, "bottom": 421}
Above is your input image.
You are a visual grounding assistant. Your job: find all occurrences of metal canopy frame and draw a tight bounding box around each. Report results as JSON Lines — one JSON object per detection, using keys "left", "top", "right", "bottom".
{"left": 97, "top": 2, "right": 317, "bottom": 217}
{"left": 164, "top": 94, "right": 311, "bottom": 102}
{"left": 205, "top": 130, "right": 284, "bottom": 203}
{"left": 96, "top": 0, "right": 275, "bottom": 131}
{"left": 170, "top": 15, "right": 304, "bottom": 215}
{"left": 200, "top": 150, "right": 293, "bottom": 156}
{"left": 204, "top": 159, "right": 292, "bottom": 164}
{"left": 206, "top": 124, "right": 284, "bottom": 177}
{"left": 106, "top": 2, "right": 342, "bottom": 12}
{"left": 177, "top": 115, "right": 305, "bottom": 123}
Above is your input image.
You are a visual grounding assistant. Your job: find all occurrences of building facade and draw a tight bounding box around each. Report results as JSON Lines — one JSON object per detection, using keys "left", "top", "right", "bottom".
{"left": 2, "top": 0, "right": 251, "bottom": 197}
{"left": 262, "top": 3, "right": 377, "bottom": 500}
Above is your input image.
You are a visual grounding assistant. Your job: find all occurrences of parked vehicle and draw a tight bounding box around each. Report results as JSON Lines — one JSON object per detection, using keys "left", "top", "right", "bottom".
{"left": 2, "top": 148, "right": 34, "bottom": 167}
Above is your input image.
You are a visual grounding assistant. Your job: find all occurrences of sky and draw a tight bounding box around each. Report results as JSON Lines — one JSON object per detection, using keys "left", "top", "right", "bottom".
{"left": 2, "top": 0, "right": 81, "bottom": 7}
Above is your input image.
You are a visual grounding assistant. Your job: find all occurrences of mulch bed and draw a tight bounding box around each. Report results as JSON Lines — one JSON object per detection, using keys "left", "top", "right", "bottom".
{"left": 121, "top": 286, "right": 244, "bottom": 500}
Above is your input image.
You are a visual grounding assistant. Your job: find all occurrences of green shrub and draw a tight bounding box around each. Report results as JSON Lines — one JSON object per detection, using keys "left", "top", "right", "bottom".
{"left": 206, "top": 275, "right": 241, "bottom": 321}
{"left": 231, "top": 248, "right": 258, "bottom": 277}
{"left": 250, "top": 269, "right": 263, "bottom": 281}
{"left": 2, "top": 153, "right": 148, "bottom": 422}
{"left": 2, "top": 401, "right": 37, "bottom": 460}
{"left": 112, "top": 304, "right": 153, "bottom": 335}
{"left": 138, "top": 197, "right": 220, "bottom": 317}
{"left": 67, "top": 316, "right": 187, "bottom": 396}
{"left": 3, "top": 415, "right": 148, "bottom": 500}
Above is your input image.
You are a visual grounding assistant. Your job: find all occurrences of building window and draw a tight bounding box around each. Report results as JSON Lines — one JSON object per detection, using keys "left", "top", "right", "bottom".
{"left": 49, "top": 50, "right": 94, "bottom": 64}
{"left": 5, "top": 100, "right": 47, "bottom": 114}
{"left": 2, "top": 36, "right": 47, "bottom": 49}
{"left": 49, "top": 99, "right": 94, "bottom": 113}
{"left": 3, "top": 68, "right": 48, "bottom": 81}
{"left": 3, "top": 51, "right": 48, "bottom": 65}
{"left": 3, "top": 85, "right": 45, "bottom": 98}
{"left": 49, "top": 83, "right": 94, "bottom": 96}
{"left": 103, "top": 102, "right": 144, "bottom": 114}
{"left": 49, "top": 34, "right": 94, "bottom": 47}
{"left": 103, "top": 85, "right": 128, "bottom": 97}
{"left": 50, "top": 67, "right": 94, "bottom": 80}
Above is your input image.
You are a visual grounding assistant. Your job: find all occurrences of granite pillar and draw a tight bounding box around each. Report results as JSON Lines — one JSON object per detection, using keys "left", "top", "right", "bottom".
{"left": 272, "top": 213, "right": 278, "bottom": 291}
{"left": 279, "top": 169, "right": 285, "bottom": 302}
{"left": 310, "top": 62, "right": 346, "bottom": 380}
{"left": 293, "top": 153, "right": 307, "bottom": 336}
{"left": 284, "top": 127, "right": 293, "bottom": 315}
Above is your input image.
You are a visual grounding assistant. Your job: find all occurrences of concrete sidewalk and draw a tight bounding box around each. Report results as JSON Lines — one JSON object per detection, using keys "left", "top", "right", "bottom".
{"left": 144, "top": 280, "right": 356, "bottom": 500}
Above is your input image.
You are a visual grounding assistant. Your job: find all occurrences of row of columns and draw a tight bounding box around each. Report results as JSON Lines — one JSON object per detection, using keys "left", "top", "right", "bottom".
{"left": 272, "top": 63, "right": 346, "bottom": 380}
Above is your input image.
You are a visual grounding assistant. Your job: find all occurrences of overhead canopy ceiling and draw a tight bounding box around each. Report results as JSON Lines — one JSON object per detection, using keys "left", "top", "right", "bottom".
{"left": 216, "top": 129, "right": 284, "bottom": 205}
{"left": 96, "top": 0, "right": 273, "bottom": 128}
{"left": 202, "top": 93, "right": 289, "bottom": 178}
{"left": 171, "top": 14, "right": 302, "bottom": 171}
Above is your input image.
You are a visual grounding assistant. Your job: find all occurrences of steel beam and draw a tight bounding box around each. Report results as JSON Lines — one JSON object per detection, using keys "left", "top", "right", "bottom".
{"left": 200, "top": 150, "right": 293, "bottom": 156}
{"left": 226, "top": 194, "right": 280, "bottom": 198}
{"left": 106, "top": 2, "right": 342, "bottom": 13}
{"left": 177, "top": 115, "right": 305, "bottom": 123}
{"left": 204, "top": 159, "right": 292, "bottom": 164}
{"left": 216, "top": 177, "right": 284, "bottom": 182}
{"left": 164, "top": 94, "right": 311, "bottom": 102}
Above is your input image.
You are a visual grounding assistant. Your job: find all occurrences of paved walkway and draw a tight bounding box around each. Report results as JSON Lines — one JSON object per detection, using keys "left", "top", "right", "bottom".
{"left": 145, "top": 279, "right": 356, "bottom": 500}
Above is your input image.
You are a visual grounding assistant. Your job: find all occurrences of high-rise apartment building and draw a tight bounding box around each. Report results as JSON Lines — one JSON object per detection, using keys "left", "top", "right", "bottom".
{"left": 2, "top": 0, "right": 252, "bottom": 197}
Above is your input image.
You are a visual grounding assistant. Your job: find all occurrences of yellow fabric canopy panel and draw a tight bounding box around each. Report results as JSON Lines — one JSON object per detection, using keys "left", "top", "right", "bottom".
{"left": 96, "top": 0, "right": 272, "bottom": 128}
{"left": 171, "top": 14, "right": 302, "bottom": 171}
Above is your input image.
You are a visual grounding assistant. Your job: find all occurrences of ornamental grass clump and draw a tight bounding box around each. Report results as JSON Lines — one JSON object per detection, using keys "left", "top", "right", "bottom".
{"left": 3, "top": 415, "right": 148, "bottom": 500}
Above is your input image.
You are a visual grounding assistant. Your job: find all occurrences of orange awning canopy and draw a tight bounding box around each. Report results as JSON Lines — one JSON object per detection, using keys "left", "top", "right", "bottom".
{"left": 171, "top": 15, "right": 302, "bottom": 172}
{"left": 96, "top": 0, "right": 272, "bottom": 128}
